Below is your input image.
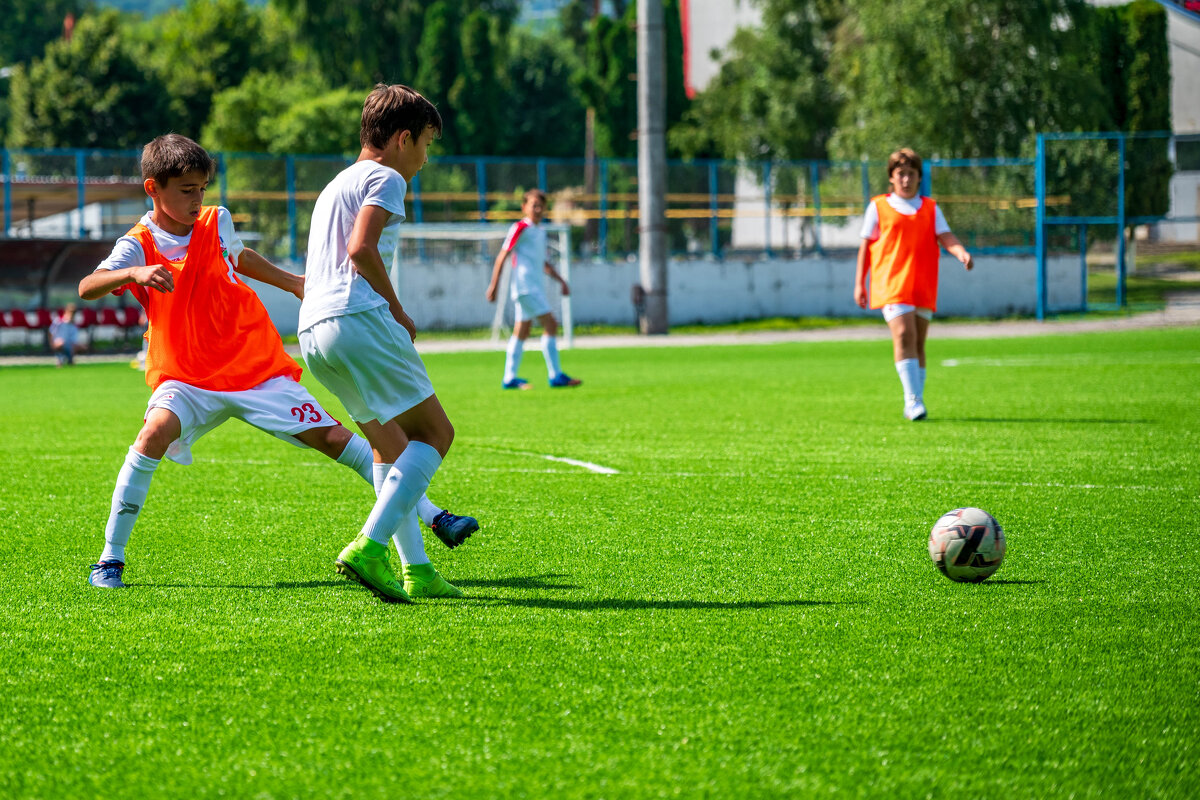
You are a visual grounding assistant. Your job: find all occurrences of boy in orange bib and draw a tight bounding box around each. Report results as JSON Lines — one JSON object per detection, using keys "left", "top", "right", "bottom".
{"left": 79, "top": 134, "right": 473, "bottom": 589}
{"left": 854, "top": 148, "right": 974, "bottom": 421}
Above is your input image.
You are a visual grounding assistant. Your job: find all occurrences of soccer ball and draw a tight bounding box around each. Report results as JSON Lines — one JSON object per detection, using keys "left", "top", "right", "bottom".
{"left": 928, "top": 507, "right": 1005, "bottom": 583}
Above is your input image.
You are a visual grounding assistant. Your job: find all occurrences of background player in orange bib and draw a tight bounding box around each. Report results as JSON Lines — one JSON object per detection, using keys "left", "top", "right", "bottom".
{"left": 79, "top": 134, "right": 473, "bottom": 590}
{"left": 854, "top": 148, "right": 974, "bottom": 421}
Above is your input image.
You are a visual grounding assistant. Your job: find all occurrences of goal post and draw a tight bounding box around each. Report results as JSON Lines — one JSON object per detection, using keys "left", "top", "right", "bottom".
{"left": 393, "top": 222, "right": 574, "bottom": 347}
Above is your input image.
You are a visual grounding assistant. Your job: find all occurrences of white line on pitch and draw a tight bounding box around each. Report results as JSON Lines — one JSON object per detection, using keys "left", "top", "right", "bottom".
{"left": 538, "top": 454, "right": 619, "bottom": 474}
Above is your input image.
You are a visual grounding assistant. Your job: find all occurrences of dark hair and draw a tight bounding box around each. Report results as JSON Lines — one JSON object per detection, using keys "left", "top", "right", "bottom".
{"left": 140, "top": 134, "right": 215, "bottom": 185}
{"left": 360, "top": 84, "right": 443, "bottom": 150}
{"left": 886, "top": 148, "right": 923, "bottom": 179}
{"left": 523, "top": 189, "right": 547, "bottom": 204}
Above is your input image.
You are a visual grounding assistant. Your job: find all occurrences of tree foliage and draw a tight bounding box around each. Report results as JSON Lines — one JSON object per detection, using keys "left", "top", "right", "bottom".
{"left": 497, "top": 27, "right": 586, "bottom": 158}
{"left": 450, "top": 11, "right": 503, "bottom": 156}
{"left": 828, "top": 0, "right": 1110, "bottom": 162}
{"left": 670, "top": 0, "right": 842, "bottom": 161}
{"left": 0, "top": 0, "right": 90, "bottom": 68}
{"left": 129, "top": 0, "right": 287, "bottom": 139}
{"left": 1094, "top": 0, "right": 1172, "bottom": 217}
{"left": 7, "top": 9, "right": 174, "bottom": 150}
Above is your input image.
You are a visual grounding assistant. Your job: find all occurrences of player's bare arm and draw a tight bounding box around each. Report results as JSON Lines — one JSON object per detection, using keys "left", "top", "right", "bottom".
{"left": 79, "top": 265, "right": 174, "bottom": 301}
{"left": 854, "top": 240, "right": 871, "bottom": 308}
{"left": 235, "top": 247, "right": 304, "bottom": 300}
{"left": 938, "top": 232, "right": 974, "bottom": 271}
{"left": 485, "top": 246, "right": 513, "bottom": 303}
{"left": 544, "top": 262, "right": 570, "bottom": 296}
{"left": 348, "top": 204, "right": 417, "bottom": 339}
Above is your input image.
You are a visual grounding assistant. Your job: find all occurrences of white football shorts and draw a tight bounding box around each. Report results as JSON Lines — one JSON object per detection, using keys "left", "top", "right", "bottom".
{"left": 882, "top": 303, "right": 934, "bottom": 322}
{"left": 147, "top": 375, "right": 340, "bottom": 465}
{"left": 513, "top": 287, "right": 552, "bottom": 323}
{"left": 298, "top": 305, "right": 435, "bottom": 425}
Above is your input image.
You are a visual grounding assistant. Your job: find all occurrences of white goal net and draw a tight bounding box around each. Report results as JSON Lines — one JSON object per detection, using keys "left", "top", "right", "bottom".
{"left": 393, "top": 222, "right": 574, "bottom": 346}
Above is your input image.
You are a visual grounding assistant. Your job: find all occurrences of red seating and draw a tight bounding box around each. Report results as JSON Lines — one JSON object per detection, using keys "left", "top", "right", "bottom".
{"left": 118, "top": 307, "right": 142, "bottom": 328}
{"left": 75, "top": 307, "right": 98, "bottom": 328}
{"left": 97, "top": 308, "right": 121, "bottom": 327}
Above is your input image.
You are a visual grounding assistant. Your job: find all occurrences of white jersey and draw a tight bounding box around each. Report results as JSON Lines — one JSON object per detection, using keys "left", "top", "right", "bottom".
{"left": 501, "top": 217, "right": 548, "bottom": 299}
{"left": 860, "top": 194, "right": 951, "bottom": 241}
{"left": 95, "top": 207, "right": 243, "bottom": 273}
{"left": 300, "top": 161, "right": 407, "bottom": 332}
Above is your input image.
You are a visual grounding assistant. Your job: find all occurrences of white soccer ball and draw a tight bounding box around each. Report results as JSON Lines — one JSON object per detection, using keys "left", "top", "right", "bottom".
{"left": 928, "top": 507, "right": 1005, "bottom": 583}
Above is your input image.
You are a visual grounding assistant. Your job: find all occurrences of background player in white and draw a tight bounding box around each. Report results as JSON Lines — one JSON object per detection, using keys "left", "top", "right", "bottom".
{"left": 485, "top": 189, "right": 581, "bottom": 389}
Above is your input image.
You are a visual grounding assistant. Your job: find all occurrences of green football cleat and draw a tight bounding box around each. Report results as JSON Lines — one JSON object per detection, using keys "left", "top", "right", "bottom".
{"left": 403, "top": 562, "right": 465, "bottom": 599}
{"left": 336, "top": 535, "right": 412, "bottom": 603}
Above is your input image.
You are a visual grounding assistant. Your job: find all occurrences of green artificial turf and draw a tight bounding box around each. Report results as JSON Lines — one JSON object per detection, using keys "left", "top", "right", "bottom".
{"left": 2, "top": 327, "right": 1198, "bottom": 798}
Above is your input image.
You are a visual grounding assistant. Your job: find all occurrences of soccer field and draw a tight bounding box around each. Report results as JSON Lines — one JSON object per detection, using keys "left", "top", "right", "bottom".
{"left": 3, "top": 327, "right": 1198, "bottom": 798}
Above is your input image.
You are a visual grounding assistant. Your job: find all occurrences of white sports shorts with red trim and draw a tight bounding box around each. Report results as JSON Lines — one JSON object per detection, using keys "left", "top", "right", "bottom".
{"left": 147, "top": 375, "right": 340, "bottom": 465}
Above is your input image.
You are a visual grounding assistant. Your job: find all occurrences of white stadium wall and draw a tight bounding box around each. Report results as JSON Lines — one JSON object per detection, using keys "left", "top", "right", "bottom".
{"left": 255, "top": 255, "right": 1082, "bottom": 336}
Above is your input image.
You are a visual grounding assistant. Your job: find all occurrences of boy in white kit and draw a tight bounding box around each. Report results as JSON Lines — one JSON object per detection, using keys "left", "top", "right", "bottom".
{"left": 485, "top": 189, "right": 581, "bottom": 389}
{"left": 300, "top": 84, "right": 462, "bottom": 603}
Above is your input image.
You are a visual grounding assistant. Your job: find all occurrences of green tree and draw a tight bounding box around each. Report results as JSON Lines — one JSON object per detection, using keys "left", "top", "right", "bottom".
{"left": 0, "top": 0, "right": 90, "bottom": 67}
{"left": 201, "top": 70, "right": 333, "bottom": 154}
{"left": 576, "top": 0, "right": 691, "bottom": 160}
{"left": 670, "top": 0, "right": 841, "bottom": 161}
{"left": 575, "top": 12, "right": 636, "bottom": 158}
{"left": 415, "top": 1, "right": 462, "bottom": 154}
{"left": 497, "top": 27, "right": 586, "bottom": 157}
{"left": 7, "top": 9, "right": 173, "bottom": 149}
{"left": 449, "top": 10, "right": 501, "bottom": 155}
{"left": 1096, "top": 0, "right": 1172, "bottom": 218}
{"left": 828, "top": 0, "right": 1110, "bottom": 162}
{"left": 271, "top": 0, "right": 517, "bottom": 89}
{"left": 128, "top": 0, "right": 288, "bottom": 139}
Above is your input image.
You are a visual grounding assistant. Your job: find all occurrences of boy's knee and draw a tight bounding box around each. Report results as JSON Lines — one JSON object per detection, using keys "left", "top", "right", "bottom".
{"left": 434, "top": 420, "right": 455, "bottom": 457}
{"left": 133, "top": 414, "right": 180, "bottom": 460}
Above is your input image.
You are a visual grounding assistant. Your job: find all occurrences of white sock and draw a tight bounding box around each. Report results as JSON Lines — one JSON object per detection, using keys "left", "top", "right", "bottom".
{"left": 504, "top": 336, "right": 525, "bottom": 383}
{"left": 895, "top": 358, "right": 920, "bottom": 399}
{"left": 918, "top": 366, "right": 926, "bottom": 398}
{"left": 100, "top": 446, "right": 160, "bottom": 564}
{"left": 542, "top": 333, "right": 562, "bottom": 378}
{"left": 359, "top": 441, "right": 442, "bottom": 546}
{"left": 391, "top": 510, "right": 429, "bottom": 567}
{"left": 336, "top": 433, "right": 373, "bottom": 484}
{"left": 377, "top": 463, "right": 440, "bottom": 527}
{"left": 417, "top": 495, "right": 441, "bottom": 527}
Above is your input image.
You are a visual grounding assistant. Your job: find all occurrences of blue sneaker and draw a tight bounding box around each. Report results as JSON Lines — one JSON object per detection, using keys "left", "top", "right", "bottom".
{"left": 502, "top": 378, "right": 531, "bottom": 390}
{"left": 88, "top": 561, "right": 126, "bottom": 588}
{"left": 549, "top": 373, "right": 581, "bottom": 388}
{"left": 430, "top": 510, "right": 479, "bottom": 549}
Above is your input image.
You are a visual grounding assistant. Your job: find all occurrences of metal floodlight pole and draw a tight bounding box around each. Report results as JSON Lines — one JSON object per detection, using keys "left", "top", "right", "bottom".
{"left": 637, "top": 0, "right": 668, "bottom": 334}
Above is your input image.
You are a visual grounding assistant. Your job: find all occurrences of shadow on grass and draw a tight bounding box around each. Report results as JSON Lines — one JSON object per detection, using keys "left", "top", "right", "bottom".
{"left": 453, "top": 574, "right": 581, "bottom": 591}
{"left": 143, "top": 579, "right": 354, "bottom": 590}
{"left": 981, "top": 579, "right": 1045, "bottom": 586}
{"left": 929, "top": 417, "right": 1153, "bottom": 425}
{"left": 475, "top": 597, "right": 837, "bottom": 611}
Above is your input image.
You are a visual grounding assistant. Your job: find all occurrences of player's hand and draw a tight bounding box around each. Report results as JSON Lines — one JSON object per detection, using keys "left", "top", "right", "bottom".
{"left": 560, "top": 280, "right": 571, "bottom": 297}
{"left": 392, "top": 306, "right": 417, "bottom": 341}
{"left": 854, "top": 285, "right": 867, "bottom": 309}
{"left": 290, "top": 274, "right": 305, "bottom": 301}
{"left": 962, "top": 252, "right": 974, "bottom": 271}
{"left": 132, "top": 265, "right": 174, "bottom": 293}
{"left": 485, "top": 285, "right": 497, "bottom": 303}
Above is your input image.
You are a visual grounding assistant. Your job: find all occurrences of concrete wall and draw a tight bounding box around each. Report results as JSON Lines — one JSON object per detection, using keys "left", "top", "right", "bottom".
{"left": 255, "top": 254, "right": 1082, "bottom": 336}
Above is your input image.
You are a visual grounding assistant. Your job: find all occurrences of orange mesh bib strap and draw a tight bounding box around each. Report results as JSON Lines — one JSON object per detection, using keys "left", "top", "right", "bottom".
{"left": 867, "top": 196, "right": 941, "bottom": 311}
{"left": 127, "top": 207, "right": 302, "bottom": 391}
